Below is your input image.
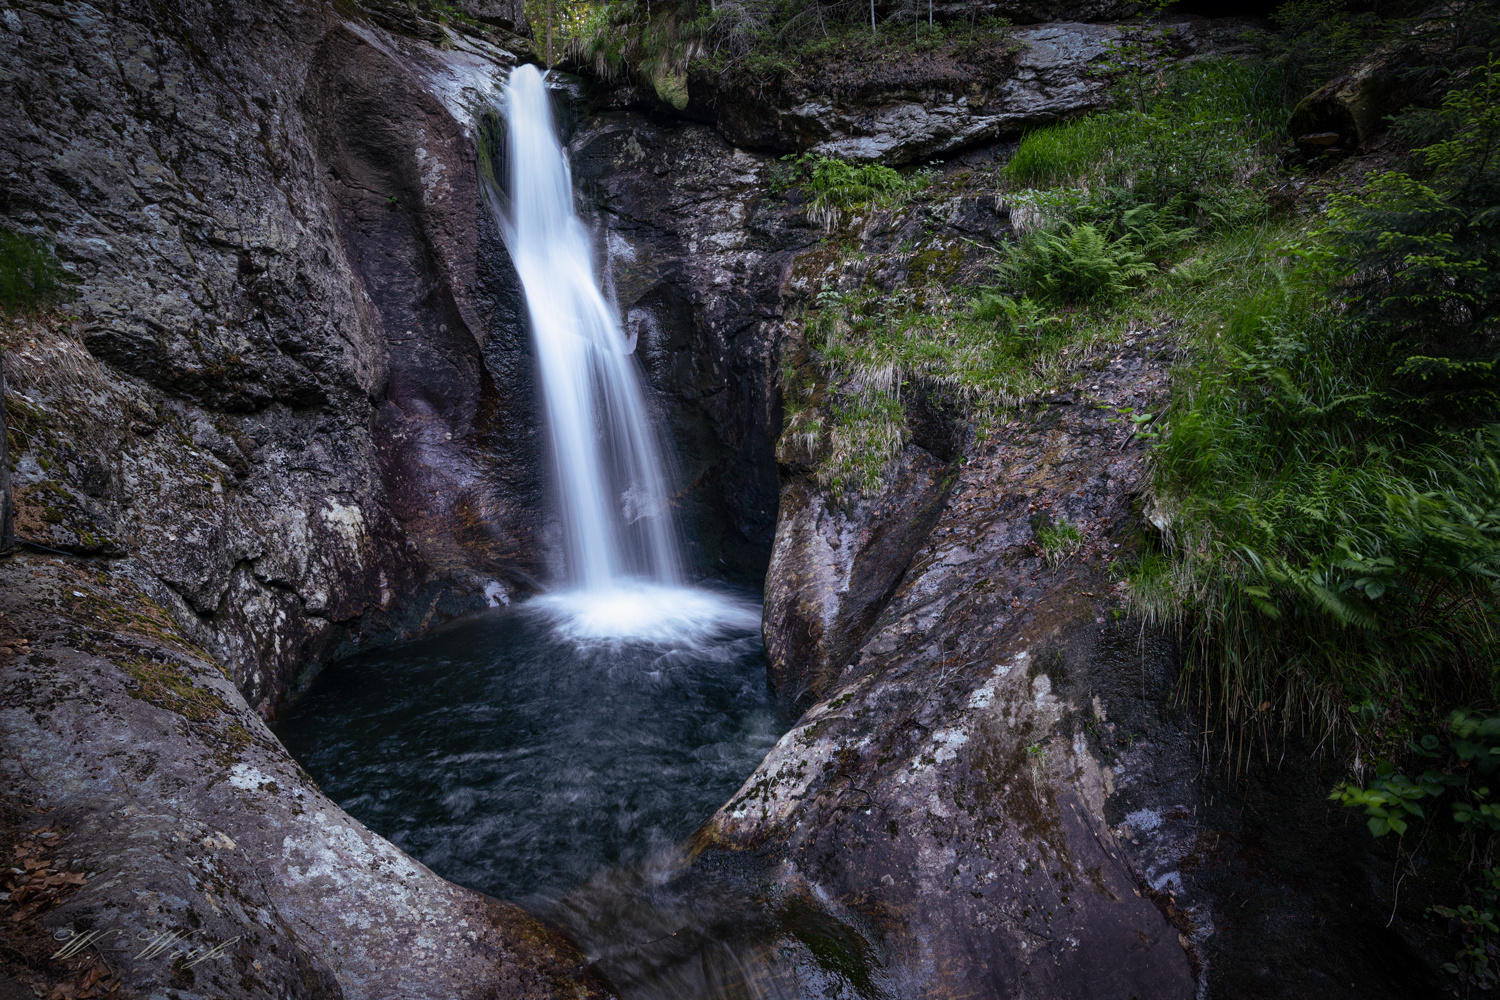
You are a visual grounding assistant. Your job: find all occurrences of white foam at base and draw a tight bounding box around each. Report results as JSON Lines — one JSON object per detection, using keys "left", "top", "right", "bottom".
{"left": 529, "top": 584, "right": 761, "bottom": 646}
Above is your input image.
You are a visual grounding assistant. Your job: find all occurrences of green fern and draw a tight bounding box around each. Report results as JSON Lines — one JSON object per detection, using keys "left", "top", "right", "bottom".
{"left": 782, "top": 154, "right": 931, "bottom": 231}
{"left": 998, "top": 222, "right": 1155, "bottom": 303}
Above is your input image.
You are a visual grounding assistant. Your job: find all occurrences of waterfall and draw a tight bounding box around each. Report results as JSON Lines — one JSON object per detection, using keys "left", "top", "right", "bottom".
{"left": 500, "top": 64, "right": 682, "bottom": 594}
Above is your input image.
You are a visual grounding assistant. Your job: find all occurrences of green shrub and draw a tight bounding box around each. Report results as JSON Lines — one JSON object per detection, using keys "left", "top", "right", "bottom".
{"left": 997, "top": 222, "right": 1154, "bottom": 303}
{"left": 1324, "top": 60, "right": 1500, "bottom": 353}
{"left": 0, "top": 231, "right": 64, "bottom": 313}
{"left": 1332, "top": 710, "right": 1500, "bottom": 989}
{"left": 1135, "top": 67, "right": 1500, "bottom": 730}
{"left": 779, "top": 154, "right": 932, "bottom": 231}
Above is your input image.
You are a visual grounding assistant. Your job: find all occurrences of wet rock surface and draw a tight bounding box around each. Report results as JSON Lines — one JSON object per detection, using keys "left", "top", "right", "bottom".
{"left": 567, "top": 113, "right": 800, "bottom": 583}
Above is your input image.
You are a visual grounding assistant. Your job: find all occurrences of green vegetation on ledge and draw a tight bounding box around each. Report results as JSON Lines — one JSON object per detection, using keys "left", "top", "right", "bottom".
{"left": 0, "top": 232, "right": 65, "bottom": 314}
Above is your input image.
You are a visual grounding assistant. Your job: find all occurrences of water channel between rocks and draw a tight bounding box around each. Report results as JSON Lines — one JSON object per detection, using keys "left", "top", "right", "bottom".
{"left": 274, "top": 584, "right": 784, "bottom": 904}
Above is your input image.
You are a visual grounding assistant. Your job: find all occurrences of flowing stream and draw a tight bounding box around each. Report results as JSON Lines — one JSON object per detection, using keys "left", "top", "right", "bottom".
{"left": 276, "top": 65, "right": 786, "bottom": 950}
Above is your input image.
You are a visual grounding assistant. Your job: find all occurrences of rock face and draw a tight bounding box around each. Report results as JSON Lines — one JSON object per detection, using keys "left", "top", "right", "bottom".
{"left": 762, "top": 444, "right": 955, "bottom": 714}
{"left": 557, "top": 23, "right": 1447, "bottom": 995}
{"left": 555, "top": 94, "right": 1200, "bottom": 994}
{"left": 0, "top": 556, "right": 610, "bottom": 1000}
{"left": 703, "top": 316, "right": 1447, "bottom": 997}
{"left": 0, "top": 0, "right": 546, "bottom": 716}
{"left": 0, "top": 1, "right": 604, "bottom": 996}
{"left": 702, "top": 329, "right": 1202, "bottom": 998}
{"left": 683, "top": 18, "right": 1259, "bottom": 164}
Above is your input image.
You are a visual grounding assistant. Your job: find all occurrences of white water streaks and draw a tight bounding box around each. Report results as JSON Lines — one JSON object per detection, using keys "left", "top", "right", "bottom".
{"left": 499, "top": 64, "right": 681, "bottom": 591}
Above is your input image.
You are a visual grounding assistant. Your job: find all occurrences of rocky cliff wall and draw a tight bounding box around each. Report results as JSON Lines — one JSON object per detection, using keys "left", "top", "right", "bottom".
{"left": 0, "top": 0, "right": 549, "bottom": 718}
{"left": 0, "top": 2, "right": 615, "bottom": 997}
{"left": 677, "top": 16, "right": 1259, "bottom": 163}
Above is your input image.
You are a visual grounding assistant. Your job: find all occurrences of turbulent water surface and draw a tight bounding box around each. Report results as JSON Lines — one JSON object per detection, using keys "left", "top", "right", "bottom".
{"left": 275, "top": 585, "right": 780, "bottom": 901}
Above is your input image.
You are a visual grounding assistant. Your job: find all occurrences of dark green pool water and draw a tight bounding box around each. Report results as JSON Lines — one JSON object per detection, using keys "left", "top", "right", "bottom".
{"left": 273, "top": 584, "right": 783, "bottom": 903}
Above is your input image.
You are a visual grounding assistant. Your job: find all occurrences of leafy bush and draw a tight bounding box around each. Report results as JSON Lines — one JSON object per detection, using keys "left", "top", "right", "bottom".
{"left": 1325, "top": 59, "right": 1500, "bottom": 353}
{"left": 0, "top": 231, "right": 64, "bottom": 314}
{"left": 1332, "top": 710, "right": 1500, "bottom": 988}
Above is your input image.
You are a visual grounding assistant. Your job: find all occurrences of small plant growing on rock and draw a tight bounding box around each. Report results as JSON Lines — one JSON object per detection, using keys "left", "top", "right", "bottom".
{"left": 997, "top": 222, "right": 1154, "bottom": 303}
{"left": 782, "top": 154, "right": 932, "bottom": 231}
{"left": 1036, "top": 521, "right": 1084, "bottom": 566}
{"left": 0, "top": 231, "right": 65, "bottom": 314}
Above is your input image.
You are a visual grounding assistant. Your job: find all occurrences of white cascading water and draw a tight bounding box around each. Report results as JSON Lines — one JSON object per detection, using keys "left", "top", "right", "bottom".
{"left": 496, "top": 65, "right": 757, "bottom": 642}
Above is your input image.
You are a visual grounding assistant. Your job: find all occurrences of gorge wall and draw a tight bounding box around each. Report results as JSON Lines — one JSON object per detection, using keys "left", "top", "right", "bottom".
{"left": 0, "top": 1, "right": 1447, "bottom": 998}
{"left": 0, "top": 2, "right": 608, "bottom": 997}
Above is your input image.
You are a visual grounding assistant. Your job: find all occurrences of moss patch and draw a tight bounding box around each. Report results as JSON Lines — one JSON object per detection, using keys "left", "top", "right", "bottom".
{"left": 120, "top": 655, "right": 230, "bottom": 723}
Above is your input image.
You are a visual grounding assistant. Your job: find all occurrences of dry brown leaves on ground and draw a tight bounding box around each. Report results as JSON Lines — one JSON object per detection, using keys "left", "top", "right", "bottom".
{"left": 0, "top": 823, "right": 120, "bottom": 998}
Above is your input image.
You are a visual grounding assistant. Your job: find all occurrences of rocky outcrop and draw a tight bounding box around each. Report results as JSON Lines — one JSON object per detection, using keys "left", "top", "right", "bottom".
{"left": 940, "top": 0, "right": 1140, "bottom": 21}
{"left": 564, "top": 26, "right": 1448, "bottom": 990}
{"left": 553, "top": 85, "right": 1207, "bottom": 992}
{"left": 680, "top": 17, "right": 1260, "bottom": 164}
{"left": 702, "top": 316, "right": 1447, "bottom": 997}
{"left": 762, "top": 444, "right": 955, "bottom": 713}
{"left": 698, "top": 328, "right": 1203, "bottom": 998}
{"left": 1287, "top": 30, "right": 1446, "bottom": 156}
{"left": 0, "top": 555, "right": 610, "bottom": 1000}
{"left": 0, "top": 1, "right": 542, "bottom": 714}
